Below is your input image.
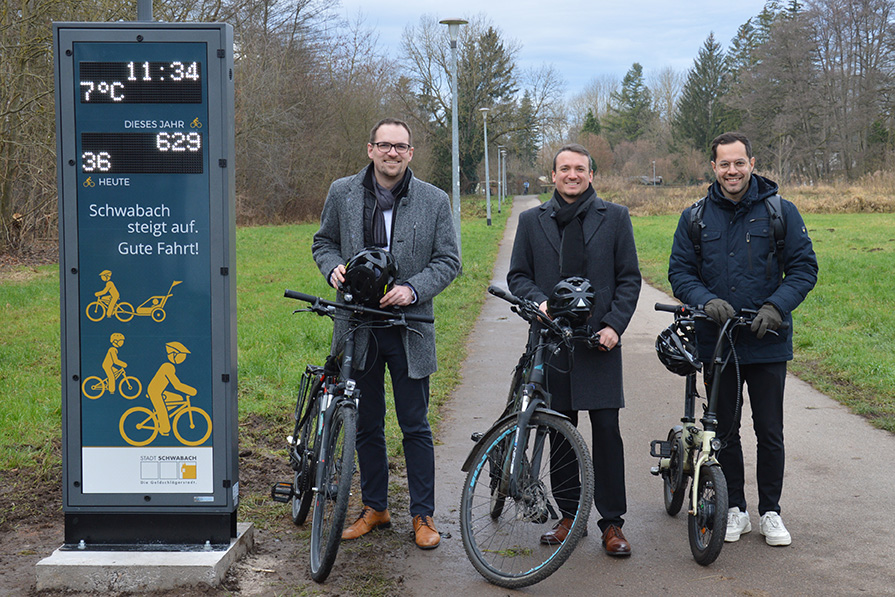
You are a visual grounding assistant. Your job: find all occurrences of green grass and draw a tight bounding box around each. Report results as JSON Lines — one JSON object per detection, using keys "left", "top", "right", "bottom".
{"left": 631, "top": 212, "right": 895, "bottom": 432}
{"left": 0, "top": 267, "right": 61, "bottom": 472}
{"left": 0, "top": 196, "right": 509, "bottom": 471}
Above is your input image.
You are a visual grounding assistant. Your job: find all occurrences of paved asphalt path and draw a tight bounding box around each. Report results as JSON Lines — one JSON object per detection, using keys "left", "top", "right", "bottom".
{"left": 398, "top": 196, "right": 895, "bottom": 596}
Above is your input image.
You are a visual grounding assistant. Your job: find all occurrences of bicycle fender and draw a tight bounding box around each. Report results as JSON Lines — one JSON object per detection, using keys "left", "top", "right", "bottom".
{"left": 460, "top": 408, "right": 573, "bottom": 473}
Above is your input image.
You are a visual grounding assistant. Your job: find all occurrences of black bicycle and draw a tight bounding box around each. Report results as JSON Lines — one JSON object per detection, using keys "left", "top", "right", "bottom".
{"left": 650, "top": 303, "right": 784, "bottom": 565}
{"left": 272, "top": 289, "right": 433, "bottom": 582}
{"left": 459, "top": 285, "right": 596, "bottom": 588}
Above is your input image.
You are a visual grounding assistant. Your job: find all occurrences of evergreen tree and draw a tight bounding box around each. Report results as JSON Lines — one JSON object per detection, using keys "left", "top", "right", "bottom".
{"left": 604, "top": 63, "right": 654, "bottom": 143}
{"left": 582, "top": 109, "right": 602, "bottom": 135}
{"left": 672, "top": 33, "right": 739, "bottom": 153}
{"left": 511, "top": 91, "right": 539, "bottom": 166}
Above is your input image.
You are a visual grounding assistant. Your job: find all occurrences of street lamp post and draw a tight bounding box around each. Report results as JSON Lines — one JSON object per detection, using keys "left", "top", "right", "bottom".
{"left": 440, "top": 18, "right": 467, "bottom": 259}
{"left": 500, "top": 147, "right": 507, "bottom": 212}
{"left": 496, "top": 145, "right": 504, "bottom": 213}
{"left": 480, "top": 107, "right": 491, "bottom": 226}
{"left": 652, "top": 160, "right": 656, "bottom": 186}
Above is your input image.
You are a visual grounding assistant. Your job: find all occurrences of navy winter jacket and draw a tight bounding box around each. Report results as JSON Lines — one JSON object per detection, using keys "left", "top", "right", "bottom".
{"left": 668, "top": 175, "right": 818, "bottom": 364}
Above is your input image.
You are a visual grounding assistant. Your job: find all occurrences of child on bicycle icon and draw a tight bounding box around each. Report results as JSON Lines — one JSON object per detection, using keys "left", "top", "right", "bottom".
{"left": 103, "top": 333, "right": 127, "bottom": 394}
{"left": 94, "top": 270, "right": 120, "bottom": 318}
{"left": 147, "top": 341, "right": 196, "bottom": 436}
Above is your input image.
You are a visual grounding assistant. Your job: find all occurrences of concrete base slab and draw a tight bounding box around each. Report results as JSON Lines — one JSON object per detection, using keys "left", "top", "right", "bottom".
{"left": 35, "top": 522, "right": 254, "bottom": 592}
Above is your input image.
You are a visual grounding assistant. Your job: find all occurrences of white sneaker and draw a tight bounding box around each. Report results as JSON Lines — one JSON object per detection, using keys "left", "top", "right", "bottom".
{"left": 759, "top": 512, "right": 792, "bottom": 546}
{"left": 725, "top": 507, "right": 752, "bottom": 542}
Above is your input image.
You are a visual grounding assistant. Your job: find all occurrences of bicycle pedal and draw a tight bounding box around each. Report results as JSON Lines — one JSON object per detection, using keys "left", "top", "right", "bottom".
{"left": 470, "top": 432, "right": 483, "bottom": 442}
{"left": 650, "top": 466, "right": 661, "bottom": 476}
{"left": 650, "top": 439, "right": 672, "bottom": 458}
{"left": 270, "top": 481, "right": 293, "bottom": 503}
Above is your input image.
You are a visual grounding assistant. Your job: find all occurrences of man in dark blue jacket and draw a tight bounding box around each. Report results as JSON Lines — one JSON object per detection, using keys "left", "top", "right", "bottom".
{"left": 668, "top": 132, "right": 817, "bottom": 547}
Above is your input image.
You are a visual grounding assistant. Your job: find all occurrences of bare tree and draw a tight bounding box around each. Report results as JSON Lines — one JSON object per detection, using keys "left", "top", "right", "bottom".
{"left": 808, "top": 0, "right": 895, "bottom": 178}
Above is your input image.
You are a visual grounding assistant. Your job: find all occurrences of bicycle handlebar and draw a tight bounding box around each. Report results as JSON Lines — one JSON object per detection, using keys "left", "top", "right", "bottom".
{"left": 284, "top": 289, "right": 435, "bottom": 323}
{"left": 654, "top": 302, "right": 789, "bottom": 331}
{"left": 488, "top": 285, "right": 601, "bottom": 347}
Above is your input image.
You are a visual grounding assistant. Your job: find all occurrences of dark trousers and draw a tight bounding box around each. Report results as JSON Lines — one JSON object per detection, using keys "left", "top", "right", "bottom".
{"left": 551, "top": 408, "right": 626, "bottom": 532}
{"left": 354, "top": 326, "right": 435, "bottom": 517}
{"left": 713, "top": 361, "right": 787, "bottom": 515}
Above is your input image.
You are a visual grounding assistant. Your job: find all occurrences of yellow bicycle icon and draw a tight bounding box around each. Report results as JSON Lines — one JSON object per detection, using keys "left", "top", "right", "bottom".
{"left": 82, "top": 366, "right": 142, "bottom": 400}
{"left": 83, "top": 177, "right": 96, "bottom": 187}
{"left": 119, "top": 390, "right": 212, "bottom": 446}
{"left": 190, "top": 118, "right": 203, "bottom": 129}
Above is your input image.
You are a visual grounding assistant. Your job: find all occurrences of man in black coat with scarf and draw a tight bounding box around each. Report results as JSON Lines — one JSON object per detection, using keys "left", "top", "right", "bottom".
{"left": 508, "top": 143, "right": 641, "bottom": 556}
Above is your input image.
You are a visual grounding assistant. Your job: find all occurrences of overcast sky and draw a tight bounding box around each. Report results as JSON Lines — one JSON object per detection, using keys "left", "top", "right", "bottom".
{"left": 335, "top": 0, "right": 771, "bottom": 98}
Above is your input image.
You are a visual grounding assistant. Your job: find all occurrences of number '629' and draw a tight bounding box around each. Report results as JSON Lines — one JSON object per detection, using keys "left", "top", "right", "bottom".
{"left": 157, "top": 131, "right": 201, "bottom": 152}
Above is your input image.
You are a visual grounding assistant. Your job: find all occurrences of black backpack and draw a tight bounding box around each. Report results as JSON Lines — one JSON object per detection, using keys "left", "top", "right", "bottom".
{"left": 688, "top": 194, "right": 786, "bottom": 286}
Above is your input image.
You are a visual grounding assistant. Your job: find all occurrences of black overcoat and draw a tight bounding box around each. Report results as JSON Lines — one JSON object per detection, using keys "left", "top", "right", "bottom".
{"left": 507, "top": 194, "right": 641, "bottom": 410}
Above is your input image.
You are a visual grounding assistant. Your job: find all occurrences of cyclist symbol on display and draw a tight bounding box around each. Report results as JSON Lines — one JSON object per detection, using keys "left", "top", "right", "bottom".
{"left": 88, "top": 270, "right": 125, "bottom": 320}
{"left": 190, "top": 117, "right": 203, "bottom": 128}
{"left": 81, "top": 332, "right": 142, "bottom": 399}
{"left": 83, "top": 177, "right": 96, "bottom": 187}
{"left": 86, "top": 276, "right": 181, "bottom": 323}
{"left": 118, "top": 341, "right": 211, "bottom": 447}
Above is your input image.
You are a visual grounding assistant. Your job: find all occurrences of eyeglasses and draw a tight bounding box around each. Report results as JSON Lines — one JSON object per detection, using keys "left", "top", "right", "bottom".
{"left": 716, "top": 160, "right": 750, "bottom": 171}
{"left": 372, "top": 142, "right": 411, "bottom": 154}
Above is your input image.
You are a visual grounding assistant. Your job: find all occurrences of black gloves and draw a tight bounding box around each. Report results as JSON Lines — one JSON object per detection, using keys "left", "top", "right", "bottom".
{"left": 704, "top": 298, "right": 735, "bottom": 326}
{"left": 751, "top": 303, "right": 782, "bottom": 339}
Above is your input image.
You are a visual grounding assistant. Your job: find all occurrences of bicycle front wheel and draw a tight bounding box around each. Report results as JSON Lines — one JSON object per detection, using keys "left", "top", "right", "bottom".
{"left": 309, "top": 405, "right": 356, "bottom": 582}
{"left": 688, "top": 463, "right": 727, "bottom": 565}
{"left": 172, "top": 406, "right": 212, "bottom": 446}
{"left": 119, "top": 374, "right": 143, "bottom": 400}
{"left": 460, "top": 411, "right": 594, "bottom": 589}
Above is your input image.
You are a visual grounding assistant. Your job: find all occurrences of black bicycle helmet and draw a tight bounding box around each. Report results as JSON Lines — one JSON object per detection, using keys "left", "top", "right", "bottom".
{"left": 546, "top": 276, "right": 595, "bottom": 326}
{"left": 343, "top": 248, "right": 397, "bottom": 307}
{"left": 656, "top": 320, "right": 701, "bottom": 376}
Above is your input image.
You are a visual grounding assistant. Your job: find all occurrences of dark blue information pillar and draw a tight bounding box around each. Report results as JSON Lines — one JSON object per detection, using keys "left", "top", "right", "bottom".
{"left": 53, "top": 22, "right": 237, "bottom": 545}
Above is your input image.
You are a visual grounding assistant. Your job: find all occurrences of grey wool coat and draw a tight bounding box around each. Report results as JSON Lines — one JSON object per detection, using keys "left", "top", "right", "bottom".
{"left": 311, "top": 165, "right": 461, "bottom": 380}
{"left": 507, "top": 193, "right": 641, "bottom": 410}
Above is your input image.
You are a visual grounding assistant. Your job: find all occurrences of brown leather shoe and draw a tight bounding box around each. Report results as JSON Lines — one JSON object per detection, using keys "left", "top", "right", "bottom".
{"left": 341, "top": 506, "right": 391, "bottom": 540}
{"left": 412, "top": 515, "right": 440, "bottom": 549}
{"left": 601, "top": 524, "right": 631, "bottom": 556}
{"left": 540, "top": 518, "right": 573, "bottom": 545}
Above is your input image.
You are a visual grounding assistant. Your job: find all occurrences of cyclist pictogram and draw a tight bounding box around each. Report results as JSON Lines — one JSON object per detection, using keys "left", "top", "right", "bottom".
{"left": 119, "top": 341, "right": 211, "bottom": 446}
{"left": 86, "top": 275, "right": 181, "bottom": 323}
{"left": 82, "top": 333, "right": 143, "bottom": 399}
{"left": 190, "top": 117, "right": 203, "bottom": 128}
{"left": 83, "top": 176, "right": 96, "bottom": 187}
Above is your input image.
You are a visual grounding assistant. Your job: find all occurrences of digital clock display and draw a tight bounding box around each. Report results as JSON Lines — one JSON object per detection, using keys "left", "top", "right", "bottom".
{"left": 81, "top": 132, "right": 203, "bottom": 173}
{"left": 79, "top": 61, "right": 202, "bottom": 103}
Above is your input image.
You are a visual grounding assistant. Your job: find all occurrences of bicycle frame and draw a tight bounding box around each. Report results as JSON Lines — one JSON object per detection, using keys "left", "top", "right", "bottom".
{"left": 462, "top": 287, "right": 590, "bottom": 491}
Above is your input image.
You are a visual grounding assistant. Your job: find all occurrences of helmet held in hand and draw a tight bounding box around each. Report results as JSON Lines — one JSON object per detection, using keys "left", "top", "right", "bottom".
{"left": 547, "top": 276, "right": 595, "bottom": 327}
{"left": 343, "top": 248, "right": 397, "bottom": 307}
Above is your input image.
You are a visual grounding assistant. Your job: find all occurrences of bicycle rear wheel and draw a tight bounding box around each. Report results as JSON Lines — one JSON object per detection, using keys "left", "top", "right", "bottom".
{"left": 688, "top": 463, "right": 727, "bottom": 565}
{"left": 663, "top": 428, "right": 687, "bottom": 516}
{"left": 292, "top": 394, "right": 319, "bottom": 526}
{"left": 309, "top": 405, "right": 356, "bottom": 582}
{"left": 460, "top": 411, "right": 594, "bottom": 589}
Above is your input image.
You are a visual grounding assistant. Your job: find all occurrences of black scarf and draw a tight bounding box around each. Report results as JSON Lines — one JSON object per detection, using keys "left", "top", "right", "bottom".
{"left": 551, "top": 185, "right": 595, "bottom": 278}
{"left": 363, "top": 165, "right": 412, "bottom": 248}
{"left": 371, "top": 179, "right": 396, "bottom": 248}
